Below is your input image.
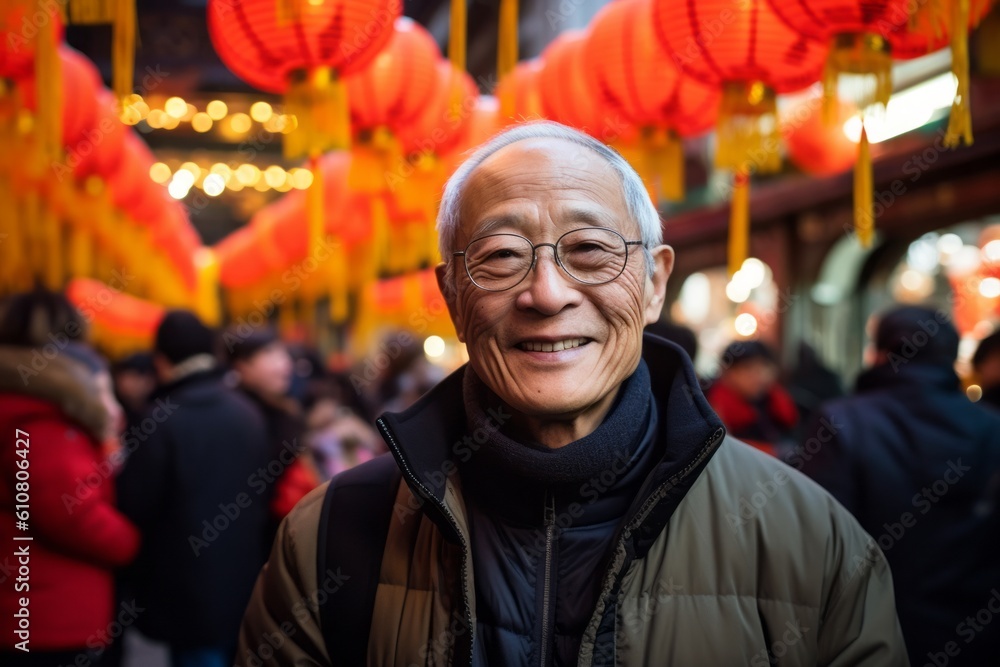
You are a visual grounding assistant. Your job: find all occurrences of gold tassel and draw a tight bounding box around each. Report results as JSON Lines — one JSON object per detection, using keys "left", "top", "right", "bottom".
{"left": 728, "top": 168, "right": 750, "bottom": 277}
{"left": 68, "top": 225, "right": 93, "bottom": 278}
{"left": 450, "top": 0, "right": 466, "bottom": 73}
{"left": 34, "top": 5, "right": 61, "bottom": 164}
{"left": 329, "top": 240, "right": 349, "bottom": 324}
{"left": 945, "top": 0, "right": 973, "bottom": 147}
{"left": 647, "top": 128, "right": 684, "bottom": 202}
{"left": 193, "top": 248, "right": 221, "bottom": 326}
{"left": 823, "top": 33, "right": 892, "bottom": 126}
{"left": 715, "top": 82, "right": 781, "bottom": 175}
{"left": 854, "top": 123, "right": 874, "bottom": 247}
{"left": 307, "top": 155, "right": 324, "bottom": 258}
{"left": 497, "top": 0, "right": 518, "bottom": 83}
{"left": 369, "top": 194, "right": 389, "bottom": 280}
{"left": 113, "top": 0, "right": 135, "bottom": 101}
{"left": 285, "top": 67, "right": 350, "bottom": 160}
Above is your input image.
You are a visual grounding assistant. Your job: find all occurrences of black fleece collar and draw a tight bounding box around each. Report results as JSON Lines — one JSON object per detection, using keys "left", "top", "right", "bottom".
{"left": 376, "top": 334, "right": 725, "bottom": 541}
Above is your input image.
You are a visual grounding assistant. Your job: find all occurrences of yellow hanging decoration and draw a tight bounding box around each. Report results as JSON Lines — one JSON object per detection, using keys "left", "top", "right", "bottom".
{"left": 945, "top": 0, "right": 973, "bottom": 147}
{"left": 192, "top": 247, "right": 221, "bottom": 326}
{"left": 644, "top": 127, "right": 684, "bottom": 203}
{"left": 450, "top": 0, "right": 467, "bottom": 73}
{"left": 329, "top": 239, "right": 349, "bottom": 324}
{"left": 67, "top": 0, "right": 136, "bottom": 102}
{"left": 284, "top": 67, "right": 350, "bottom": 160}
{"left": 497, "top": 0, "right": 518, "bottom": 83}
{"left": 34, "top": 3, "right": 61, "bottom": 165}
{"left": 715, "top": 82, "right": 781, "bottom": 174}
{"left": 854, "top": 123, "right": 874, "bottom": 247}
{"left": 728, "top": 168, "right": 750, "bottom": 278}
{"left": 823, "top": 33, "right": 892, "bottom": 125}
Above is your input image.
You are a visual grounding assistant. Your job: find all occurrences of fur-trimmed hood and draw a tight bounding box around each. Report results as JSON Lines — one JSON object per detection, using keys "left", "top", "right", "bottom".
{"left": 0, "top": 345, "right": 107, "bottom": 440}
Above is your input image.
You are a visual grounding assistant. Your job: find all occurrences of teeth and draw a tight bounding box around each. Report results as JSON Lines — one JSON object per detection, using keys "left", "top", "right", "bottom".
{"left": 519, "top": 338, "right": 587, "bottom": 352}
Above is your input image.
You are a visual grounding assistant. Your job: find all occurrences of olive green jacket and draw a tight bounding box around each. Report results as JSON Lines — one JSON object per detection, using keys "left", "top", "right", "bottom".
{"left": 237, "top": 344, "right": 908, "bottom": 666}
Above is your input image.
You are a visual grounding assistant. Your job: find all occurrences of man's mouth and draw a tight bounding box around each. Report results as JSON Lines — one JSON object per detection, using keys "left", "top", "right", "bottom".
{"left": 517, "top": 338, "right": 589, "bottom": 352}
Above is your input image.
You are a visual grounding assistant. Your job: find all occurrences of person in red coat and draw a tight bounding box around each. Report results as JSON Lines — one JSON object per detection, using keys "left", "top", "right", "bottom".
{"left": 706, "top": 340, "right": 799, "bottom": 457}
{"left": 0, "top": 289, "right": 140, "bottom": 666}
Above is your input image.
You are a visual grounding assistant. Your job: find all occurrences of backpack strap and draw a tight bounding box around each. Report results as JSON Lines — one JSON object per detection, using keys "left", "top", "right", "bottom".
{"left": 317, "top": 454, "right": 402, "bottom": 664}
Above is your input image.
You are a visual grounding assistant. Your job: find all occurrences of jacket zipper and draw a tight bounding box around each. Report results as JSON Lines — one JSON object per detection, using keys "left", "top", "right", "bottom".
{"left": 539, "top": 490, "right": 556, "bottom": 666}
{"left": 376, "top": 417, "right": 476, "bottom": 666}
{"left": 579, "top": 426, "right": 726, "bottom": 663}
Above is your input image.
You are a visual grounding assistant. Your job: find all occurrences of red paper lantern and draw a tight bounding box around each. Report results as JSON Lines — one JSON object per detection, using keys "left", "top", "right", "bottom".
{"left": 539, "top": 30, "right": 626, "bottom": 141}
{"left": 0, "top": 1, "right": 63, "bottom": 79}
{"left": 72, "top": 91, "right": 127, "bottom": 181}
{"left": 20, "top": 46, "right": 101, "bottom": 150}
{"left": 66, "top": 277, "right": 164, "bottom": 339}
{"left": 494, "top": 59, "right": 543, "bottom": 123}
{"left": 396, "top": 61, "right": 479, "bottom": 157}
{"left": 208, "top": 0, "right": 401, "bottom": 157}
{"left": 206, "top": 0, "right": 397, "bottom": 93}
{"left": 653, "top": 0, "right": 827, "bottom": 93}
{"left": 346, "top": 17, "right": 442, "bottom": 135}
{"left": 107, "top": 133, "right": 157, "bottom": 217}
{"left": 782, "top": 94, "right": 858, "bottom": 176}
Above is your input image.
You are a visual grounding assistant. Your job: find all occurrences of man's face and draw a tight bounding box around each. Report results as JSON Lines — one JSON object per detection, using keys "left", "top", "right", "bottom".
{"left": 437, "top": 137, "right": 673, "bottom": 422}
{"left": 236, "top": 341, "right": 293, "bottom": 398}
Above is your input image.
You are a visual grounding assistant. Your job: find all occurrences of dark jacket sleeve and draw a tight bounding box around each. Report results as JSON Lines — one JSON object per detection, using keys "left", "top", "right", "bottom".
{"left": 794, "top": 406, "right": 861, "bottom": 517}
{"left": 236, "top": 483, "right": 331, "bottom": 667}
{"left": 116, "top": 414, "right": 172, "bottom": 529}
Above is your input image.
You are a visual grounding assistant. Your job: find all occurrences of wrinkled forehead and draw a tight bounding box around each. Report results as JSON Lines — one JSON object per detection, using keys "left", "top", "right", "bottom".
{"left": 457, "top": 137, "right": 628, "bottom": 238}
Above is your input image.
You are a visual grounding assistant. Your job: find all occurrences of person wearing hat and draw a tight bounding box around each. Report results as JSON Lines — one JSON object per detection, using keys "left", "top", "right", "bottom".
{"left": 224, "top": 327, "right": 318, "bottom": 524}
{"left": 116, "top": 310, "right": 274, "bottom": 667}
{"left": 799, "top": 305, "right": 1000, "bottom": 666}
{"left": 705, "top": 340, "right": 799, "bottom": 457}
{"left": 0, "top": 289, "right": 140, "bottom": 666}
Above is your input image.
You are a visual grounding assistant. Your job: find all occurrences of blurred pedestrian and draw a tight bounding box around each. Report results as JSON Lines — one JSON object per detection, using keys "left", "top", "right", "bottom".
{"left": 799, "top": 305, "right": 1000, "bottom": 666}
{"left": 302, "top": 381, "right": 379, "bottom": 481}
{"left": 785, "top": 341, "right": 843, "bottom": 428}
{"left": 706, "top": 340, "right": 799, "bottom": 456}
{"left": 225, "top": 327, "right": 318, "bottom": 521}
{"left": 972, "top": 330, "right": 1000, "bottom": 409}
{"left": 0, "top": 290, "right": 140, "bottom": 667}
{"left": 116, "top": 311, "right": 273, "bottom": 667}
{"left": 111, "top": 353, "right": 156, "bottom": 434}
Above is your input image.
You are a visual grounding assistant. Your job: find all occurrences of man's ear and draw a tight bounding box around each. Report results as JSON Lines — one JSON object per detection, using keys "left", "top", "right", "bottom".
{"left": 435, "top": 262, "right": 466, "bottom": 342}
{"left": 643, "top": 245, "right": 674, "bottom": 326}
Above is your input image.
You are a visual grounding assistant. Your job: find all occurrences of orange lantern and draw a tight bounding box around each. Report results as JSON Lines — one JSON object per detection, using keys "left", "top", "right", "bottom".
{"left": 495, "top": 59, "right": 544, "bottom": 122}
{"left": 653, "top": 0, "right": 828, "bottom": 274}
{"left": 346, "top": 18, "right": 442, "bottom": 137}
{"left": 539, "top": 30, "right": 627, "bottom": 143}
{"left": 782, "top": 94, "right": 858, "bottom": 177}
{"left": 66, "top": 277, "right": 165, "bottom": 357}
{"left": 207, "top": 0, "right": 400, "bottom": 158}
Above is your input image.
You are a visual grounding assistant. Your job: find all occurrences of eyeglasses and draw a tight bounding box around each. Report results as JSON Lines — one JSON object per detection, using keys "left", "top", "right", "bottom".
{"left": 453, "top": 227, "right": 645, "bottom": 292}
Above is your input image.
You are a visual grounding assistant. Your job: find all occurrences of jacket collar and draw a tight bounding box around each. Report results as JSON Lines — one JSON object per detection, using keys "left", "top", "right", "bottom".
{"left": 376, "top": 333, "right": 725, "bottom": 544}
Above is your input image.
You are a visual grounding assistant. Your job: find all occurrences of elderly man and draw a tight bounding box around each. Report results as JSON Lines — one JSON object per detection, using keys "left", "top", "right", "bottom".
{"left": 236, "top": 122, "right": 907, "bottom": 666}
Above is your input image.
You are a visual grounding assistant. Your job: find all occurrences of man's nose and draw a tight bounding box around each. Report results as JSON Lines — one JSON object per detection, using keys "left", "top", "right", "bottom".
{"left": 515, "top": 245, "right": 581, "bottom": 314}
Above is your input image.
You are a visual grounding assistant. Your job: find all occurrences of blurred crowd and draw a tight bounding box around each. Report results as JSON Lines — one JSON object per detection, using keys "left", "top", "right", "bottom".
{"left": 0, "top": 288, "right": 438, "bottom": 667}
{"left": 1, "top": 288, "right": 998, "bottom": 666}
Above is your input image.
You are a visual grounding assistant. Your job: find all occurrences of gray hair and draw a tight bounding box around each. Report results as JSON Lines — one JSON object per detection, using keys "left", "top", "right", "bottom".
{"left": 436, "top": 121, "right": 663, "bottom": 296}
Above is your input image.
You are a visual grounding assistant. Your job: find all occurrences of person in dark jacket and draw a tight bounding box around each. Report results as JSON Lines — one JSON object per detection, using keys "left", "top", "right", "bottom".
{"left": 117, "top": 311, "right": 273, "bottom": 667}
{"left": 799, "top": 305, "right": 1000, "bottom": 667}
{"left": 225, "top": 327, "right": 318, "bottom": 521}
{"left": 236, "top": 121, "right": 906, "bottom": 666}
{"left": 0, "top": 290, "right": 140, "bottom": 667}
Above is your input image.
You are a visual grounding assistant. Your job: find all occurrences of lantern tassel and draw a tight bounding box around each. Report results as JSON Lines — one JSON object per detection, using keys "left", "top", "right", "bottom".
{"left": 945, "top": 0, "right": 973, "bottom": 147}
{"left": 35, "top": 3, "right": 61, "bottom": 164}
{"left": 650, "top": 128, "right": 684, "bottom": 202}
{"left": 450, "top": 0, "right": 466, "bottom": 73}
{"left": 715, "top": 82, "right": 780, "bottom": 174}
{"left": 113, "top": 0, "right": 136, "bottom": 101}
{"left": 728, "top": 168, "right": 750, "bottom": 278}
{"left": 330, "top": 240, "right": 349, "bottom": 324}
{"left": 854, "top": 123, "right": 874, "bottom": 247}
{"left": 285, "top": 67, "right": 350, "bottom": 160}
{"left": 823, "top": 33, "right": 892, "bottom": 126}
{"left": 497, "top": 0, "right": 518, "bottom": 82}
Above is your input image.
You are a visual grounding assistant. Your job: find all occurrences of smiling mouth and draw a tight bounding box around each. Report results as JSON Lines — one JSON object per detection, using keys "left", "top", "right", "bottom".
{"left": 517, "top": 338, "right": 589, "bottom": 352}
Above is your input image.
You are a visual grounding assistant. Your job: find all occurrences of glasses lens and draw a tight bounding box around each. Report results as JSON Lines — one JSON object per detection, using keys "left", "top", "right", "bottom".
{"left": 557, "top": 228, "right": 628, "bottom": 284}
{"left": 465, "top": 234, "right": 533, "bottom": 290}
